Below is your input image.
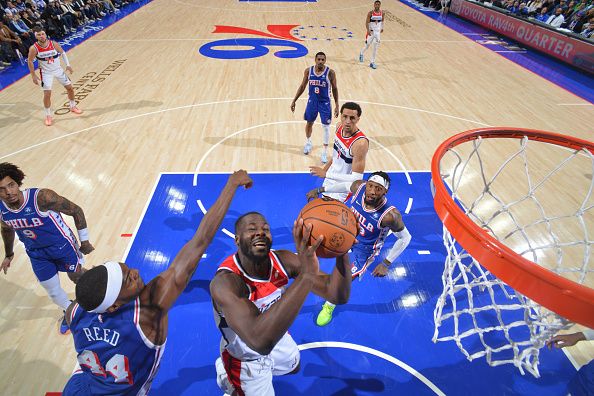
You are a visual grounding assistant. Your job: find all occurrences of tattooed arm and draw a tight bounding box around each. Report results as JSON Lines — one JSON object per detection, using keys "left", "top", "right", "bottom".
{"left": 36, "top": 189, "right": 95, "bottom": 255}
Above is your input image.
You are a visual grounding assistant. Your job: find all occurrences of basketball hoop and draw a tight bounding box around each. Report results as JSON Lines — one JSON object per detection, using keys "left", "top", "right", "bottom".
{"left": 431, "top": 128, "right": 594, "bottom": 377}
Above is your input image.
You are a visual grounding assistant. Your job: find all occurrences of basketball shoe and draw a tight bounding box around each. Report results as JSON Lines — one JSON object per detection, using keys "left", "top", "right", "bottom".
{"left": 359, "top": 54, "right": 364, "bottom": 62}
{"left": 370, "top": 62, "right": 377, "bottom": 69}
{"left": 303, "top": 140, "right": 313, "bottom": 155}
{"left": 316, "top": 302, "right": 335, "bottom": 326}
{"left": 59, "top": 312, "right": 70, "bottom": 335}
{"left": 70, "top": 106, "right": 83, "bottom": 114}
{"left": 44, "top": 116, "right": 53, "bottom": 126}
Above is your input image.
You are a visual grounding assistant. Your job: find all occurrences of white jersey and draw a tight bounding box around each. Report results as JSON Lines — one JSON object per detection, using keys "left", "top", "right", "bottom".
{"left": 34, "top": 40, "right": 62, "bottom": 73}
{"left": 213, "top": 251, "right": 290, "bottom": 361}
{"left": 369, "top": 10, "right": 384, "bottom": 32}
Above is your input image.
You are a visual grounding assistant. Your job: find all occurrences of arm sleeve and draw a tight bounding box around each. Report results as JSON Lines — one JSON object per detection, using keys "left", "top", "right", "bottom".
{"left": 325, "top": 171, "right": 364, "bottom": 183}
{"left": 323, "top": 182, "right": 352, "bottom": 194}
{"left": 61, "top": 51, "right": 70, "bottom": 66}
{"left": 385, "top": 227, "right": 411, "bottom": 264}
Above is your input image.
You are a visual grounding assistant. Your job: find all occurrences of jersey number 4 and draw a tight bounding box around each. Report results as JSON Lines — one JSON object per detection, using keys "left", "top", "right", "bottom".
{"left": 78, "top": 350, "right": 134, "bottom": 385}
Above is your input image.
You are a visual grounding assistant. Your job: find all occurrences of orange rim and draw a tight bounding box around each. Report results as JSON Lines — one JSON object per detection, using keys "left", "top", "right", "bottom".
{"left": 431, "top": 127, "right": 594, "bottom": 328}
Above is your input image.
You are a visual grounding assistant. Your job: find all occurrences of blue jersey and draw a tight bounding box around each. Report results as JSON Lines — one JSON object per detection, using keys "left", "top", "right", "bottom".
{"left": 0, "top": 188, "right": 78, "bottom": 251}
{"left": 349, "top": 182, "right": 396, "bottom": 258}
{"left": 307, "top": 66, "right": 331, "bottom": 102}
{"left": 68, "top": 298, "right": 165, "bottom": 396}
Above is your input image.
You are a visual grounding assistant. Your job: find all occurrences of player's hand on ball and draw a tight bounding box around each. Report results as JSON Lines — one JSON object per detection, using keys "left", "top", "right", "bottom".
{"left": 293, "top": 218, "right": 323, "bottom": 275}
{"left": 306, "top": 189, "right": 318, "bottom": 201}
{"left": 229, "top": 170, "right": 253, "bottom": 189}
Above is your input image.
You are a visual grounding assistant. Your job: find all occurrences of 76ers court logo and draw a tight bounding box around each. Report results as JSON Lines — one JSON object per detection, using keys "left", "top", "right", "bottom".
{"left": 199, "top": 25, "right": 308, "bottom": 59}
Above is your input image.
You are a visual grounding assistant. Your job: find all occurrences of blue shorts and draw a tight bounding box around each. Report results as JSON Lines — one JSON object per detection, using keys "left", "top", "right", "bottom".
{"left": 27, "top": 242, "right": 83, "bottom": 282}
{"left": 304, "top": 99, "right": 332, "bottom": 125}
{"left": 63, "top": 373, "right": 91, "bottom": 396}
{"left": 568, "top": 359, "right": 594, "bottom": 396}
{"left": 349, "top": 243, "right": 378, "bottom": 279}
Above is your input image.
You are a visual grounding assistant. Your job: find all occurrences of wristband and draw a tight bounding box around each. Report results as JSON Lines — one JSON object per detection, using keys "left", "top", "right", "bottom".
{"left": 77, "top": 228, "right": 89, "bottom": 241}
{"left": 317, "top": 187, "right": 323, "bottom": 195}
{"left": 382, "top": 259, "right": 391, "bottom": 267}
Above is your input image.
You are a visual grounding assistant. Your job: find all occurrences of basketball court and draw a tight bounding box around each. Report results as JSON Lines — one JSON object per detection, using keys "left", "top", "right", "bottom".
{"left": 0, "top": 0, "right": 592, "bottom": 395}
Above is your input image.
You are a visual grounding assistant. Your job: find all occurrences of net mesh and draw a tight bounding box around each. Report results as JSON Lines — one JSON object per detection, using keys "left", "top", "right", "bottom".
{"left": 433, "top": 134, "right": 594, "bottom": 377}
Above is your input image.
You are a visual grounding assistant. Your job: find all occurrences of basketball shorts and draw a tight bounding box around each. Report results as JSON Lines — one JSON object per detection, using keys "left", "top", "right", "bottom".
{"left": 27, "top": 240, "right": 84, "bottom": 282}
{"left": 366, "top": 29, "right": 381, "bottom": 44}
{"left": 216, "top": 332, "right": 300, "bottom": 396}
{"left": 322, "top": 178, "right": 349, "bottom": 203}
{"left": 40, "top": 67, "right": 71, "bottom": 90}
{"left": 350, "top": 243, "right": 378, "bottom": 279}
{"left": 304, "top": 99, "right": 332, "bottom": 125}
{"left": 63, "top": 371, "right": 91, "bottom": 396}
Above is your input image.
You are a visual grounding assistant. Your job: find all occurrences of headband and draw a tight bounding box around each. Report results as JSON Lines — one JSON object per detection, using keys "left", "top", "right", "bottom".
{"left": 90, "top": 261, "right": 123, "bottom": 313}
{"left": 368, "top": 174, "right": 390, "bottom": 190}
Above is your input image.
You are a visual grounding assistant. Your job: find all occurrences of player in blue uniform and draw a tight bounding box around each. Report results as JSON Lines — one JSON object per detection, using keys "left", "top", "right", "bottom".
{"left": 62, "top": 170, "right": 253, "bottom": 396}
{"left": 307, "top": 171, "right": 412, "bottom": 326}
{"left": 291, "top": 51, "right": 339, "bottom": 164}
{"left": 0, "top": 162, "right": 94, "bottom": 334}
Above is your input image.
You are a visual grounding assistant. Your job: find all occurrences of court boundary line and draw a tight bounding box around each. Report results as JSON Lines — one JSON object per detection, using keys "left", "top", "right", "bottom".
{"left": 121, "top": 173, "right": 162, "bottom": 261}
{"left": 298, "top": 341, "right": 446, "bottom": 396}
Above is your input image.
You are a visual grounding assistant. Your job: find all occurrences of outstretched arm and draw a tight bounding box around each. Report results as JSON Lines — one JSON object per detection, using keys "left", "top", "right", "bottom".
{"left": 210, "top": 220, "right": 323, "bottom": 355}
{"left": 1, "top": 221, "right": 15, "bottom": 275}
{"left": 145, "top": 170, "right": 252, "bottom": 315}
{"left": 372, "top": 209, "right": 411, "bottom": 277}
{"left": 547, "top": 329, "right": 594, "bottom": 349}
{"left": 36, "top": 189, "right": 94, "bottom": 254}
{"left": 290, "top": 68, "right": 309, "bottom": 112}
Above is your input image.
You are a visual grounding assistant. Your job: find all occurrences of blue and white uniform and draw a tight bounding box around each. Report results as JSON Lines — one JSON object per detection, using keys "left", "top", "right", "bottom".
{"left": 304, "top": 65, "right": 332, "bottom": 125}
{"left": 63, "top": 298, "right": 165, "bottom": 396}
{"left": 348, "top": 183, "right": 396, "bottom": 278}
{"left": 0, "top": 188, "right": 83, "bottom": 282}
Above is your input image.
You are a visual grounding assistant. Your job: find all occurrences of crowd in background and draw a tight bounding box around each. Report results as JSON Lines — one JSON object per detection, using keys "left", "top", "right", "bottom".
{"left": 483, "top": 0, "right": 594, "bottom": 38}
{"left": 0, "top": 0, "right": 139, "bottom": 70}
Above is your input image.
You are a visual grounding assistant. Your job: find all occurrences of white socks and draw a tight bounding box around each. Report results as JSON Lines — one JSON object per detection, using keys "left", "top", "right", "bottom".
{"left": 322, "top": 124, "right": 330, "bottom": 146}
{"left": 39, "top": 274, "right": 71, "bottom": 310}
{"left": 44, "top": 107, "right": 51, "bottom": 116}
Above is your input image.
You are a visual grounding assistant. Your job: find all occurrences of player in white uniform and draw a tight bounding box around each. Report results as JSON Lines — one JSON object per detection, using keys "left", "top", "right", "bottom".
{"left": 309, "top": 102, "right": 369, "bottom": 202}
{"left": 359, "top": 0, "right": 385, "bottom": 69}
{"left": 211, "top": 213, "right": 352, "bottom": 395}
{"left": 27, "top": 27, "right": 82, "bottom": 127}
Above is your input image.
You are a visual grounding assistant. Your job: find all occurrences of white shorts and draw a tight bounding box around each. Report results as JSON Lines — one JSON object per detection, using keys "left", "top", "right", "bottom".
{"left": 366, "top": 29, "right": 381, "bottom": 44}
{"left": 322, "top": 178, "right": 349, "bottom": 203}
{"left": 216, "top": 333, "right": 300, "bottom": 396}
{"left": 40, "top": 67, "right": 71, "bottom": 91}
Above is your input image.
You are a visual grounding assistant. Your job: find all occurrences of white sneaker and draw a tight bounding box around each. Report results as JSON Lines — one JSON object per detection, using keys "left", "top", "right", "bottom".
{"left": 321, "top": 151, "right": 328, "bottom": 164}
{"left": 303, "top": 141, "right": 312, "bottom": 155}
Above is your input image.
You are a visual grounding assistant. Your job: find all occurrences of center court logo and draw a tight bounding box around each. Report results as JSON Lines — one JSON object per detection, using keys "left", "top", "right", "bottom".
{"left": 199, "top": 25, "right": 308, "bottom": 59}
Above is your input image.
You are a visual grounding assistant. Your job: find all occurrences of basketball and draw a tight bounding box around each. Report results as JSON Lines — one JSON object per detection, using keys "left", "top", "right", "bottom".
{"left": 298, "top": 197, "right": 359, "bottom": 258}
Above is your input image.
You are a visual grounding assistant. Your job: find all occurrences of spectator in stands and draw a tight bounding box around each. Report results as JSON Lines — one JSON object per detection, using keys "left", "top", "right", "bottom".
{"left": 535, "top": 5, "right": 550, "bottom": 20}
{"left": 581, "top": 14, "right": 594, "bottom": 37}
{"left": 4, "top": 1, "right": 19, "bottom": 16}
{"left": 546, "top": 7, "right": 566, "bottom": 26}
{"left": 8, "top": 12, "right": 34, "bottom": 46}
{"left": 0, "top": 17, "right": 27, "bottom": 58}
{"left": 508, "top": 0, "right": 521, "bottom": 13}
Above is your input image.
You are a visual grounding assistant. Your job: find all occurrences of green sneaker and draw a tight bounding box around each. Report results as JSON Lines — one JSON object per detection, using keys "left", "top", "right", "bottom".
{"left": 316, "top": 303, "right": 335, "bottom": 326}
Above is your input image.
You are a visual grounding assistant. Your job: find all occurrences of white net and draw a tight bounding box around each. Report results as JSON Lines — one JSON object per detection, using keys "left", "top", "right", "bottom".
{"left": 432, "top": 134, "right": 594, "bottom": 377}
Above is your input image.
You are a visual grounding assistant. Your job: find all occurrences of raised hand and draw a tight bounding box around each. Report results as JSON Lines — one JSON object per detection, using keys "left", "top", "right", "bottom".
{"left": 293, "top": 218, "right": 323, "bottom": 276}
{"left": 229, "top": 170, "right": 253, "bottom": 189}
